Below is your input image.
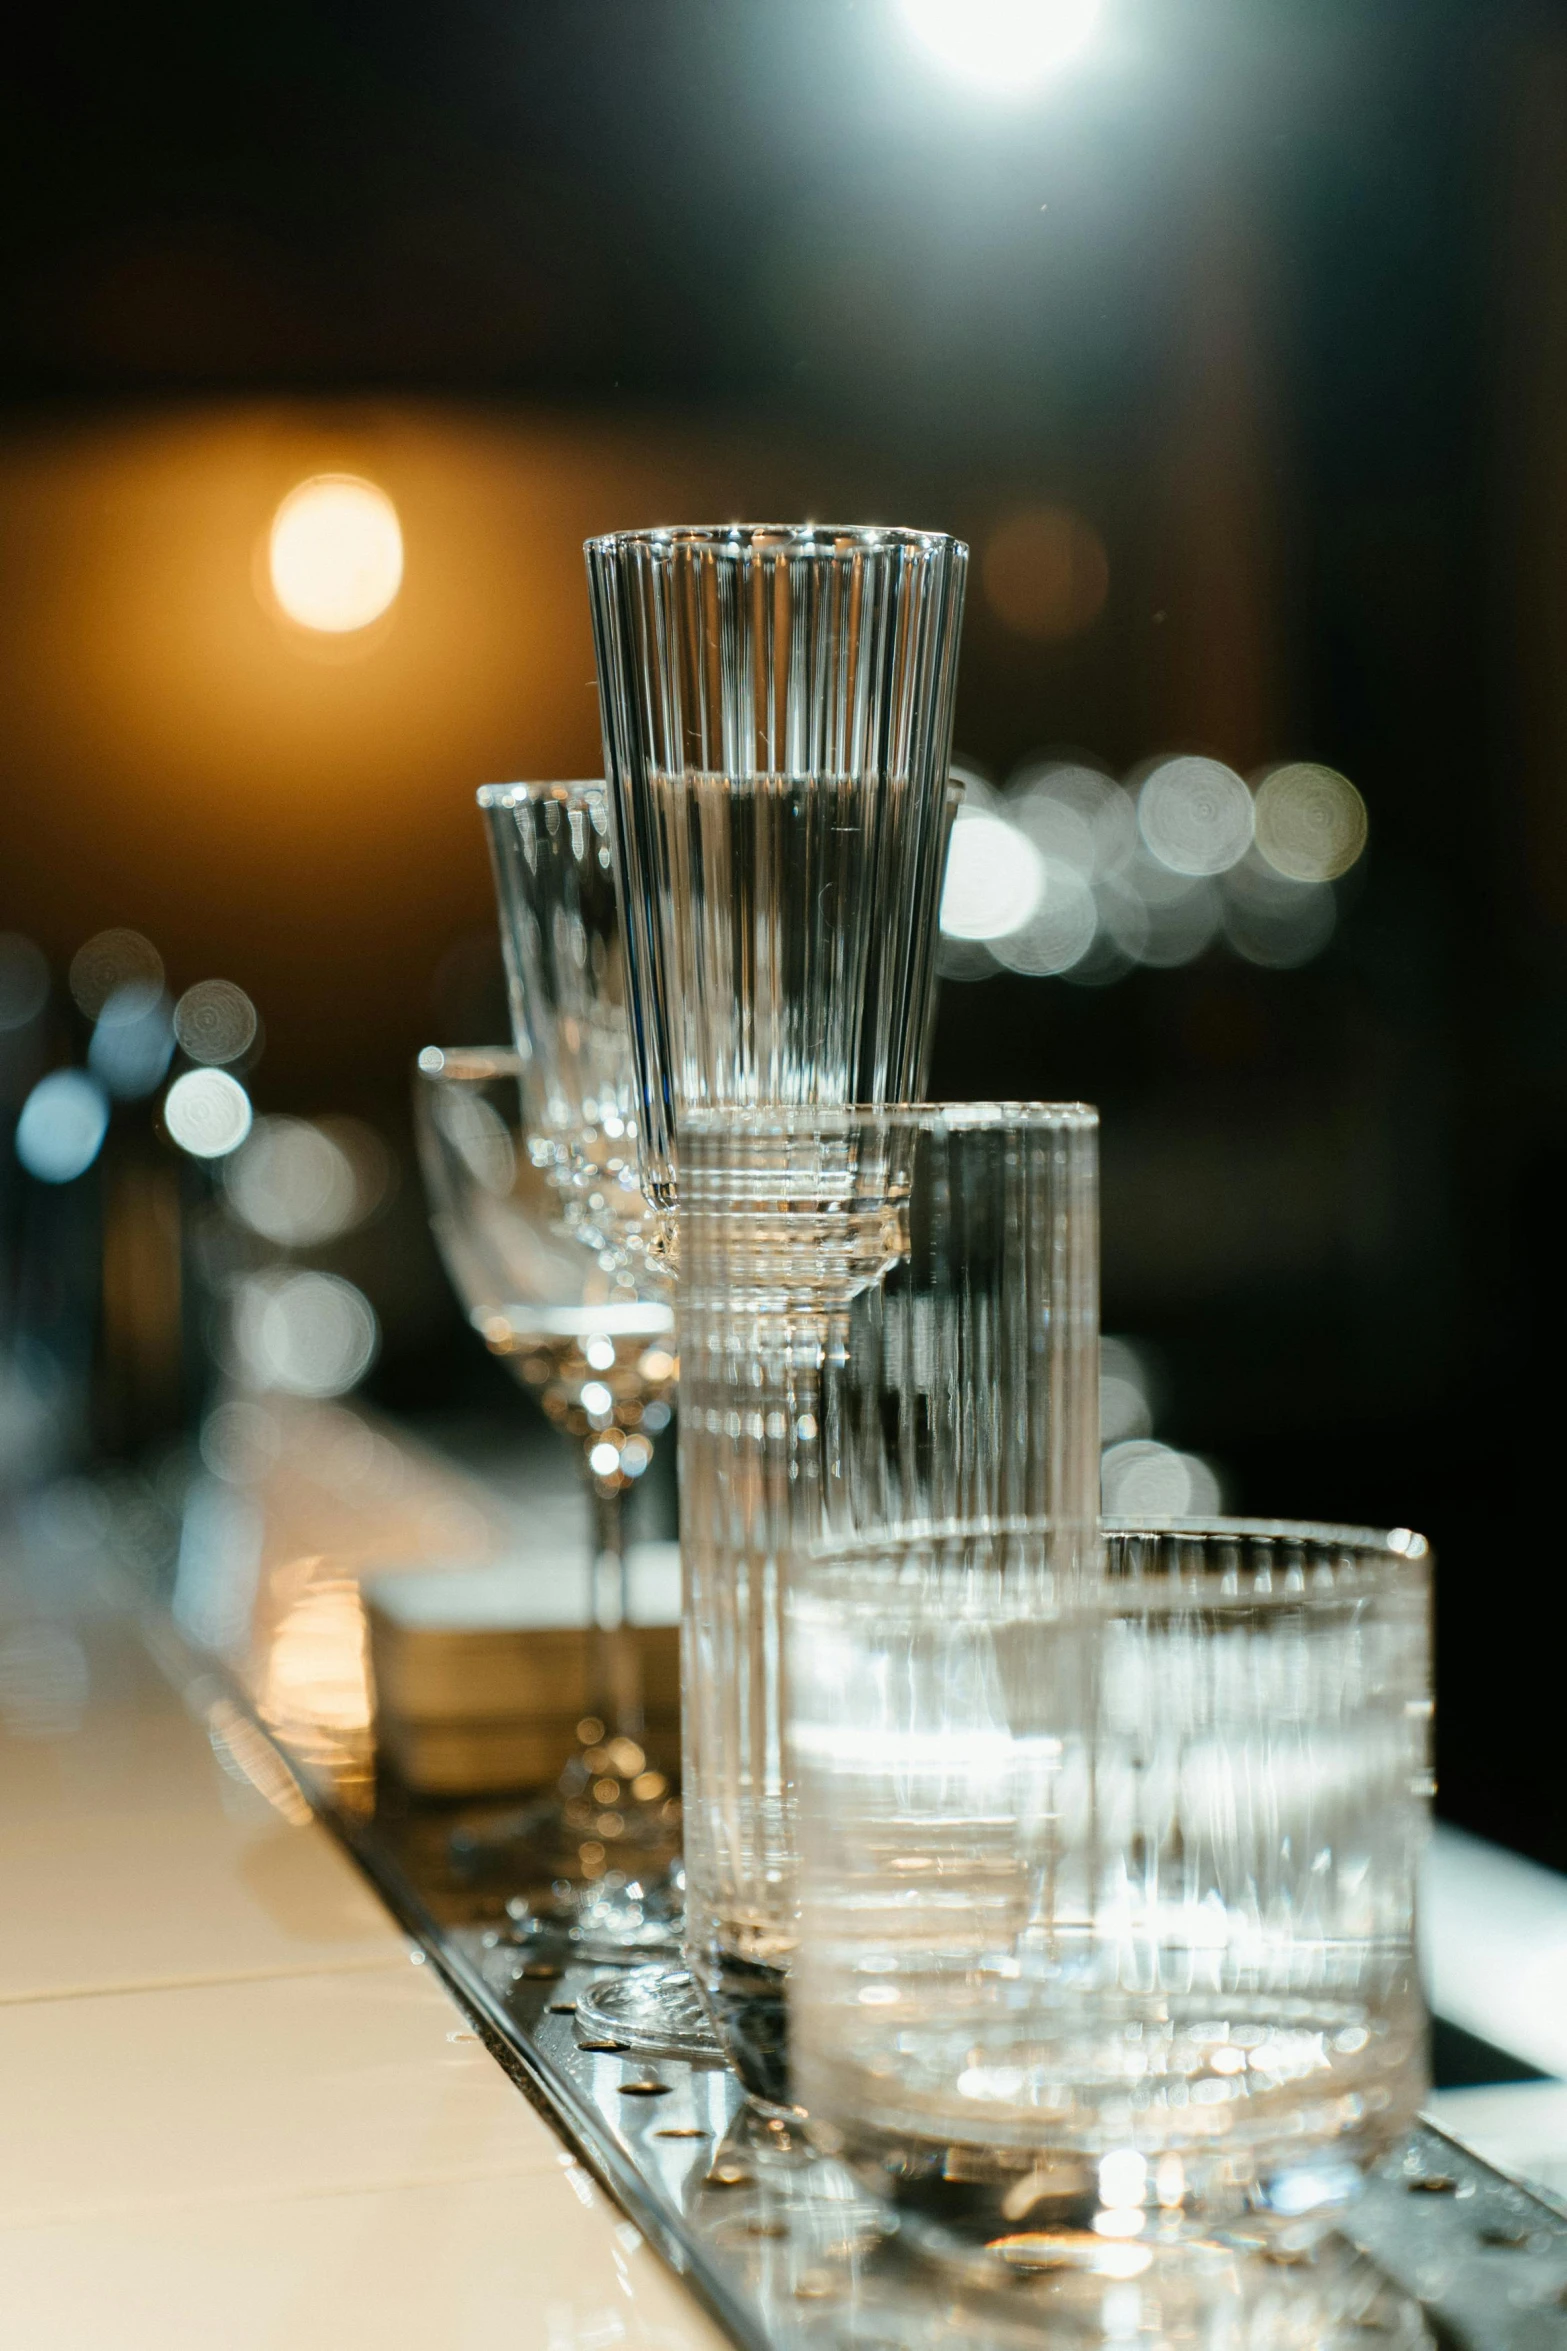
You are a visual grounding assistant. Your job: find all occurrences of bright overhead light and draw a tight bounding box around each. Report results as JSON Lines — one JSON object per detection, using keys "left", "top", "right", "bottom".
{"left": 268, "top": 474, "right": 403, "bottom": 633}
{"left": 899, "top": 0, "right": 1101, "bottom": 93}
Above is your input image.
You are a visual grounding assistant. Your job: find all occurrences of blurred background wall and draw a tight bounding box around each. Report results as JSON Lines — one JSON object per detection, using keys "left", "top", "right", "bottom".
{"left": 1, "top": 0, "right": 1562, "bottom": 1865}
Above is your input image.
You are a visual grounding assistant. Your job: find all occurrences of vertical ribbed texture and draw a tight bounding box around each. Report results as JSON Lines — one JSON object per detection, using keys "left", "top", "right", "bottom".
{"left": 674, "top": 1103, "right": 1099, "bottom": 2103}
{"left": 586, "top": 527, "right": 968, "bottom": 1216}
{"left": 789, "top": 1518, "right": 1432, "bottom": 2218}
{"left": 479, "top": 781, "right": 650, "bottom": 1261}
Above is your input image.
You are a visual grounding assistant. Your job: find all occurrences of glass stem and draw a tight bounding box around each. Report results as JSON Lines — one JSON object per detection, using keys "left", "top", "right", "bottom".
{"left": 587, "top": 1471, "right": 644, "bottom": 1742}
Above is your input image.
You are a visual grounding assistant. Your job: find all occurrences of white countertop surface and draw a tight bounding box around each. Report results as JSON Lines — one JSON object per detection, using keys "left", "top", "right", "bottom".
{"left": 0, "top": 1496, "right": 726, "bottom": 2351}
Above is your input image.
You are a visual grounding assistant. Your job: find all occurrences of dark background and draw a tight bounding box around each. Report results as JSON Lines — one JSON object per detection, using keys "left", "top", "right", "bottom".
{"left": 2, "top": 1, "right": 1563, "bottom": 1865}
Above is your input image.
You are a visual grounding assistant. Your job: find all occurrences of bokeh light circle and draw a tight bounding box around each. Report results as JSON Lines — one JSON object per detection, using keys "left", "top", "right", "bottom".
{"left": 15, "top": 1070, "right": 109, "bottom": 1183}
{"left": 224, "top": 1115, "right": 381, "bottom": 1247}
{"left": 1138, "top": 758, "right": 1254, "bottom": 877}
{"left": 1102, "top": 1439, "right": 1222, "bottom": 1515}
{"left": 165, "top": 1068, "right": 253, "bottom": 1159}
{"left": 232, "top": 1270, "right": 379, "bottom": 1397}
{"left": 940, "top": 807, "right": 1044, "bottom": 940}
{"left": 993, "top": 861, "right": 1098, "bottom": 975}
{"left": 175, "top": 979, "right": 259, "bottom": 1066}
{"left": 268, "top": 474, "right": 403, "bottom": 633}
{"left": 68, "top": 929, "right": 163, "bottom": 1020}
{"left": 89, "top": 986, "right": 175, "bottom": 1100}
{"left": 900, "top": 0, "right": 1101, "bottom": 91}
{"left": 1254, "top": 763, "right": 1368, "bottom": 882}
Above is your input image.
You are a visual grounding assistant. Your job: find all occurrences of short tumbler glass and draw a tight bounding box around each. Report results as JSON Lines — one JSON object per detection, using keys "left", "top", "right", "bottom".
{"left": 789, "top": 1517, "right": 1433, "bottom": 2258}
{"left": 678, "top": 1102, "right": 1100, "bottom": 2106}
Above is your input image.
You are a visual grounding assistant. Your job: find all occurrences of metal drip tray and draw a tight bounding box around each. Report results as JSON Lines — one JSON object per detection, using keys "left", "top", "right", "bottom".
{"left": 313, "top": 1783, "right": 1567, "bottom": 2351}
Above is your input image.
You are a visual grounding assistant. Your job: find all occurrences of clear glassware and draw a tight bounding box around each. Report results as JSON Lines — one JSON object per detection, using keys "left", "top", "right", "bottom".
{"left": 474, "top": 778, "right": 726, "bottom": 2040}
{"left": 479, "top": 781, "right": 648, "bottom": 1265}
{"left": 788, "top": 1517, "right": 1433, "bottom": 2261}
{"left": 676, "top": 1103, "right": 1101, "bottom": 2107}
{"left": 585, "top": 524, "right": 968, "bottom": 1241}
{"left": 413, "top": 1046, "right": 678, "bottom": 1889}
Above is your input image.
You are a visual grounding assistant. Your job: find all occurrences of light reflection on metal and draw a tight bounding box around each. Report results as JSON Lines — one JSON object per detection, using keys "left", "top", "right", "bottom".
{"left": 268, "top": 473, "right": 403, "bottom": 633}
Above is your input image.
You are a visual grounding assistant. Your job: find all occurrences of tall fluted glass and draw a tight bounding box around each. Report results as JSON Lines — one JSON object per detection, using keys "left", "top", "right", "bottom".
{"left": 585, "top": 525, "right": 968, "bottom": 1232}
{"left": 676, "top": 1103, "right": 1100, "bottom": 2106}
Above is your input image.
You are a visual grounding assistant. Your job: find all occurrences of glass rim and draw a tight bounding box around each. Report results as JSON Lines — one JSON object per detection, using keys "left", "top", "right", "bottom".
{"left": 476, "top": 780, "right": 605, "bottom": 810}
{"left": 676, "top": 1100, "right": 1096, "bottom": 1139}
{"left": 584, "top": 523, "right": 963, "bottom": 559}
{"left": 1103, "top": 1513, "right": 1430, "bottom": 1561}
{"left": 807, "top": 1514, "right": 1430, "bottom": 1567}
{"left": 415, "top": 1044, "right": 521, "bottom": 1082}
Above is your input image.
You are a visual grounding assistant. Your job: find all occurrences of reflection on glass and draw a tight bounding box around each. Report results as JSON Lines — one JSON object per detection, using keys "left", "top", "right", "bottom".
{"left": 791, "top": 1519, "right": 1432, "bottom": 2264}
{"left": 677, "top": 1102, "right": 1100, "bottom": 2107}
{"left": 585, "top": 524, "right": 968, "bottom": 1230}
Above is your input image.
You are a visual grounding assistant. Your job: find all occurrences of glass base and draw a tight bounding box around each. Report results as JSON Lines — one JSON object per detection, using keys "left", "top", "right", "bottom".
{"left": 690, "top": 1947, "right": 797, "bottom": 2111}
{"left": 820, "top": 2114, "right": 1392, "bottom": 2274}
{"left": 575, "top": 1964, "right": 723, "bottom": 2058}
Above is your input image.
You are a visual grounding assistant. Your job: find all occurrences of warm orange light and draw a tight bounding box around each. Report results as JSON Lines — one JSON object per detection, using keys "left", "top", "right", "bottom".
{"left": 268, "top": 473, "right": 403, "bottom": 632}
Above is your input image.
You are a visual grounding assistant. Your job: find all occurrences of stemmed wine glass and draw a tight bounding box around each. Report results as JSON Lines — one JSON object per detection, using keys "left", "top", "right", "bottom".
{"left": 467, "top": 778, "right": 723, "bottom": 2046}
{"left": 413, "top": 1045, "right": 680, "bottom": 1909}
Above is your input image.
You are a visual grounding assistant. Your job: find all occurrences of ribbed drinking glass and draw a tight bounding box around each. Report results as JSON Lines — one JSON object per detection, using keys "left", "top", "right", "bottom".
{"left": 676, "top": 1103, "right": 1100, "bottom": 2107}
{"left": 480, "top": 780, "right": 647, "bottom": 1266}
{"left": 585, "top": 524, "right": 968, "bottom": 1239}
{"left": 789, "top": 1517, "right": 1433, "bottom": 2259}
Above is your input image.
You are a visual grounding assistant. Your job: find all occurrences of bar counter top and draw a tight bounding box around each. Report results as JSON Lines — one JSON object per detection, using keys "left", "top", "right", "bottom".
{"left": 0, "top": 1509, "right": 725, "bottom": 2351}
